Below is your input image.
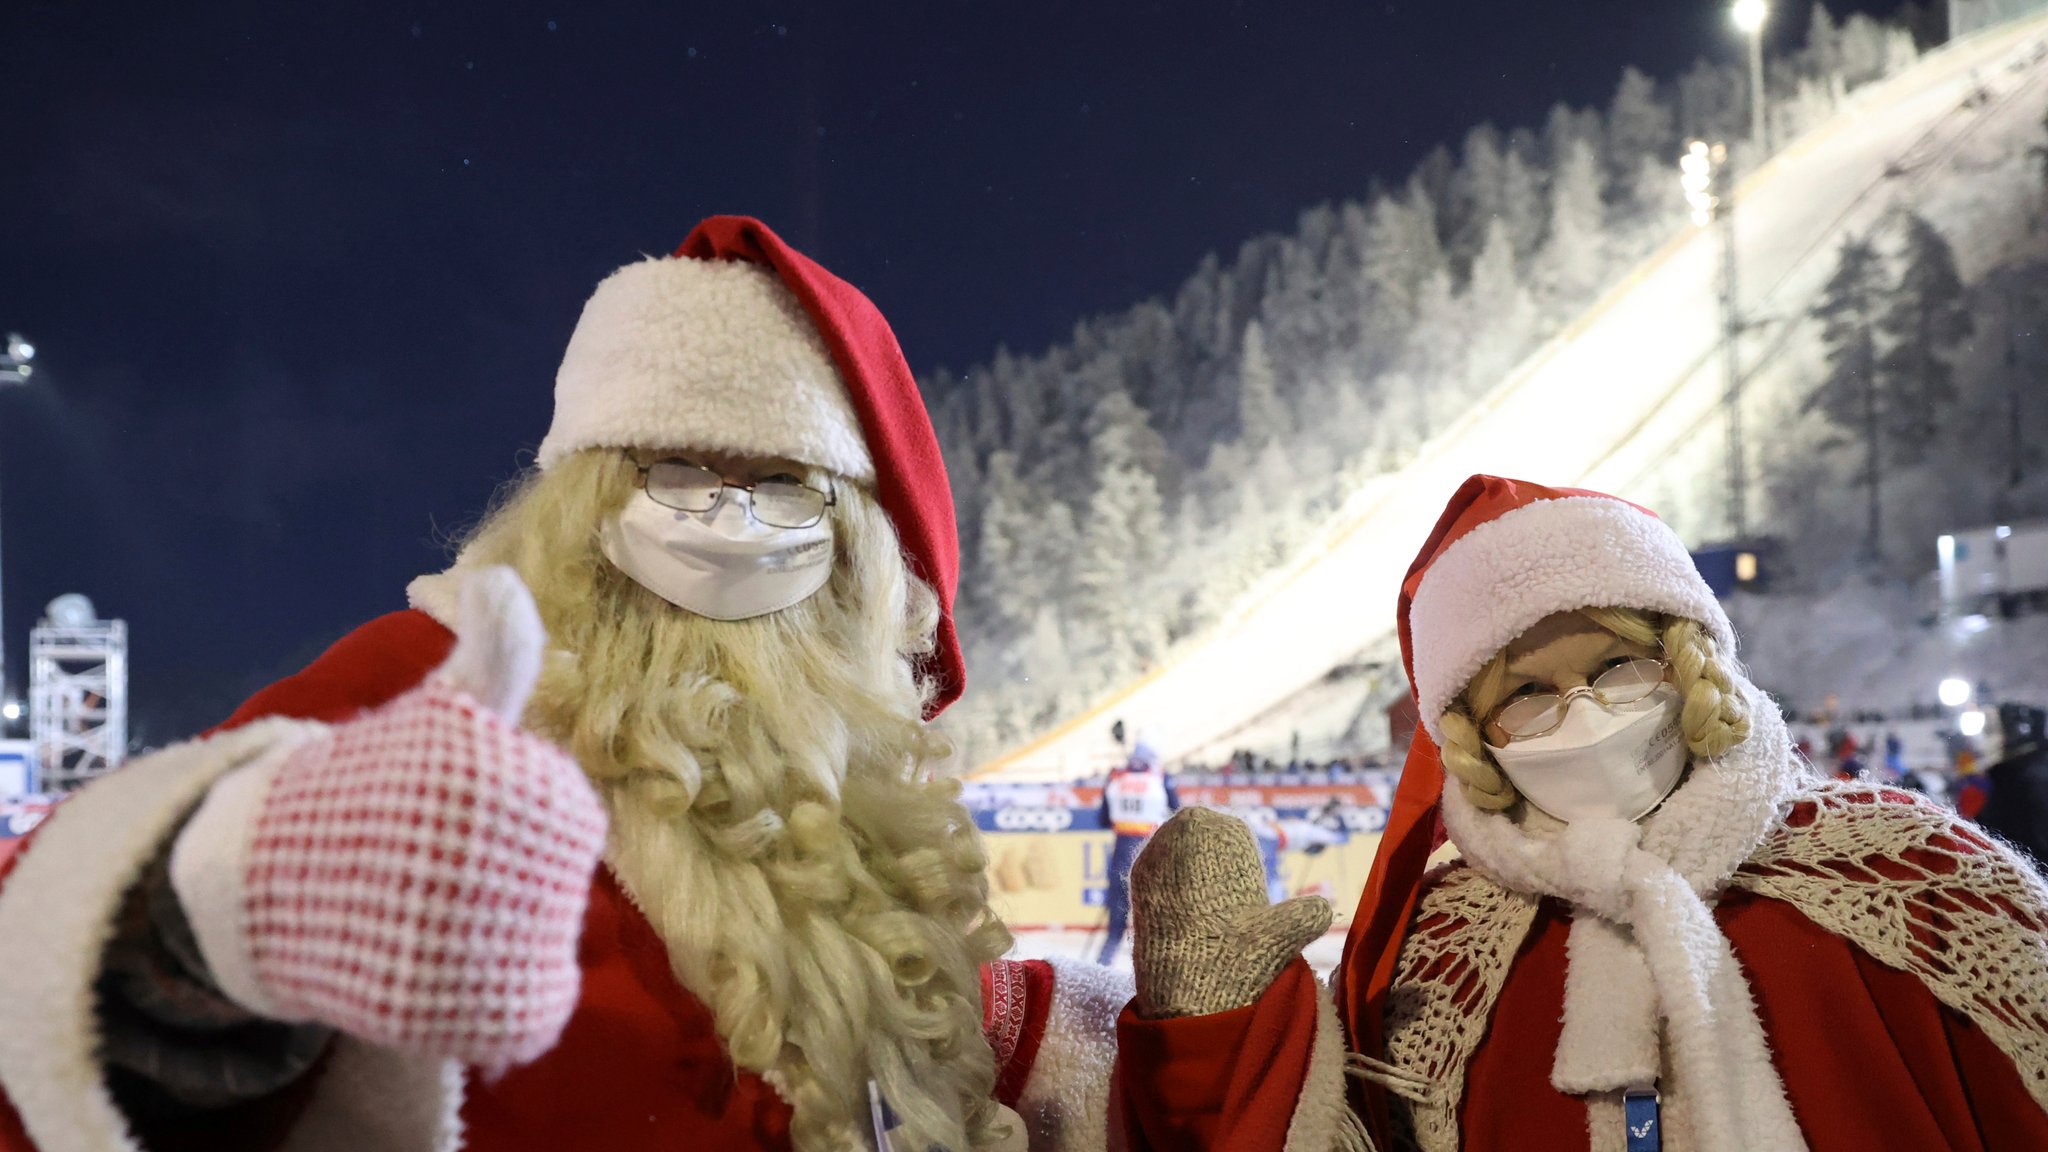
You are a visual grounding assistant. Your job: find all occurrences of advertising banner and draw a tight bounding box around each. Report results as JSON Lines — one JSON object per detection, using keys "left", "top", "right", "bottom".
{"left": 985, "top": 827, "right": 1384, "bottom": 932}
{"left": 970, "top": 776, "right": 1395, "bottom": 931}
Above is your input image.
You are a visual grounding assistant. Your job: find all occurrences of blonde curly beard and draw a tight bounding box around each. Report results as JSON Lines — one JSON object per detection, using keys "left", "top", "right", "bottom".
{"left": 454, "top": 451, "right": 1012, "bottom": 1152}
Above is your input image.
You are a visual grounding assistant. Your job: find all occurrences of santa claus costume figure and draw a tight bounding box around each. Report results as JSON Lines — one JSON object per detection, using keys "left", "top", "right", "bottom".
{"left": 1116, "top": 475, "right": 2048, "bottom": 1152}
{"left": 0, "top": 217, "right": 1126, "bottom": 1152}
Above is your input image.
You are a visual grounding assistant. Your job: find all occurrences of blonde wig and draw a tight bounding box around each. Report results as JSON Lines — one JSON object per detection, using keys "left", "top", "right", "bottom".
{"left": 1438, "top": 607, "right": 1752, "bottom": 812}
{"left": 455, "top": 450, "right": 1012, "bottom": 1152}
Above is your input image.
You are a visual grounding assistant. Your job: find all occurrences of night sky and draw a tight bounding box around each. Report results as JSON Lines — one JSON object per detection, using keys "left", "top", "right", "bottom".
{"left": 1, "top": 0, "right": 1902, "bottom": 742}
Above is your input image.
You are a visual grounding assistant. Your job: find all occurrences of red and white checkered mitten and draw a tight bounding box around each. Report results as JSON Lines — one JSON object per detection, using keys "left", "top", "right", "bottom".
{"left": 170, "top": 567, "right": 607, "bottom": 1070}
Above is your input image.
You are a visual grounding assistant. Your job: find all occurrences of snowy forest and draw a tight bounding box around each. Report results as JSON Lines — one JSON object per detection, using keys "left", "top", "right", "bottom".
{"left": 925, "top": 7, "right": 1954, "bottom": 762}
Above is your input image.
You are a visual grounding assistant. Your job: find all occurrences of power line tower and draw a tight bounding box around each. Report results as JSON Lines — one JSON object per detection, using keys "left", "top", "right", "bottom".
{"left": 1681, "top": 140, "right": 1748, "bottom": 540}
{"left": 29, "top": 594, "right": 128, "bottom": 792}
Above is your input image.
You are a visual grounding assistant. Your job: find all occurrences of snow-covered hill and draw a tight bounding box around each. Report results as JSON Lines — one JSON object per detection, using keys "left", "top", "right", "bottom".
{"left": 975, "top": 12, "right": 2048, "bottom": 781}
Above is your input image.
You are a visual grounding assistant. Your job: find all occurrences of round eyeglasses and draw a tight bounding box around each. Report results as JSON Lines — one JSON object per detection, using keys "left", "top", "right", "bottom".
{"left": 1486, "top": 657, "right": 1669, "bottom": 743}
{"left": 635, "top": 458, "right": 836, "bottom": 530}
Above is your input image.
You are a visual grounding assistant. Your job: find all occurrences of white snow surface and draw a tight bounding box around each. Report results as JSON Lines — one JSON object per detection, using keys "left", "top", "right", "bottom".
{"left": 976, "top": 15, "right": 2048, "bottom": 781}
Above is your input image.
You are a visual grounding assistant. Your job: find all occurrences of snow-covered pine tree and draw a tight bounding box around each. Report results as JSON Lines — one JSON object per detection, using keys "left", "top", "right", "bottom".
{"left": 1464, "top": 217, "right": 1539, "bottom": 393}
{"left": 990, "top": 346, "right": 1044, "bottom": 457}
{"left": 974, "top": 450, "right": 1032, "bottom": 629}
{"left": 1606, "top": 67, "right": 1676, "bottom": 205}
{"left": 1836, "top": 14, "right": 1904, "bottom": 89}
{"left": 1802, "top": 3, "right": 1843, "bottom": 86}
{"left": 1401, "top": 267, "right": 1464, "bottom": 439}
{"left": 1237, "top": 319, "right": 1290, "bottom": 447}
{"left": 1677, "top": 57, "right": 1747, "bottom": 146}
{"left": 1261, "top": 229, "right": 1330, "bottom": 386}
{"left": 1073, "top": 388, "right": 1169, "bottom": 683}
{"left": 1876, "top": 212, "right": 1970, "bottom": 467}
{"left": 1359, "top": 189, "right": 1450, "bottom": 366}
{"left": 1806, "top": 234, "right": 1887, "bottom": 556}
{"left": 1544, "top": 103, "right": 1603, "bottom": 170}
{"left": 1500, "top": 148, "right": 1546, "bottom": 265}
{"left": 1450, "top": 125, "right": 1510, "bottom": 268}
{"left": 1535, "top": 137, "right": 1607, "bottom": 314}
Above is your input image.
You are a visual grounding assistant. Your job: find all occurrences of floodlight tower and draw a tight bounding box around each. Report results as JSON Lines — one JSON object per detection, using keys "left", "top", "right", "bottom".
{"left": 1732, "top": 0, "right": 1771, "bottom": 154}
{"left": 0, "top": 333, "right": 34, "bottom": 725}
{"left": 29, "top": 594, "right": 128, "bottom": 791}
{"left": 1681, "top": 142, "right": 1748, "bottom": 540}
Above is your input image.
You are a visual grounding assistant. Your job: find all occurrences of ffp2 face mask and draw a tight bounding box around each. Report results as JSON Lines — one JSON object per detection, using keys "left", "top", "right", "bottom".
{"left": 600, "top": 489, "right": 834, "bottom": 621}
{"left": 1486, "top": 685, "right": 1687, "bottom": 822}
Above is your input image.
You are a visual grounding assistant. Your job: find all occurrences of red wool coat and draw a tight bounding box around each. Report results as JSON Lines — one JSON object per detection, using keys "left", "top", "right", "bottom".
{"left": 0, "top": 611, "right": 1063, "bottom": 1152}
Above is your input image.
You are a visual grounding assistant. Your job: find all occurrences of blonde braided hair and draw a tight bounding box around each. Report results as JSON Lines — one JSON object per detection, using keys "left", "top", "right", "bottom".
{"left": 1438, "top": 608, "right": 1751, "bottom": 812}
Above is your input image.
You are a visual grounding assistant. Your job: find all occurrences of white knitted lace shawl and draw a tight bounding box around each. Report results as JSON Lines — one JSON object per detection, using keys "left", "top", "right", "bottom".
{"left": 1379, "top": 700, "right": 2048, "bottom": 1152}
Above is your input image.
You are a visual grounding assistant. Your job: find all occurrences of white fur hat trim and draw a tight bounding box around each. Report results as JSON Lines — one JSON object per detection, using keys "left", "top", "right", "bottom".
{"left": 538, "top": 255, "right": 875, "bottom": 480}
{"left": 1409, "top": 496, "right": 1733, "bottom": 742}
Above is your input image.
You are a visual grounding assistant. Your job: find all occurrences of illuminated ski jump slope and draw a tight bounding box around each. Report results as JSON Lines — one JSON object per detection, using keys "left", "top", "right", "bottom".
{"left": 975, "top": 13, "right": 2048, "bottom": 782}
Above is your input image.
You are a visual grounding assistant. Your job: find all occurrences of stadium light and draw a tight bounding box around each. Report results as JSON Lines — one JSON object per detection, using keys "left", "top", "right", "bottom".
{"left": 1939, "top": 677, "right": 1974, "bottom": 708}
{"left": 1680, "top": 141, "right": 1731, "bottom": 228}
{"left": 0, "top": 701, "right": 18, "bottom": 722}
{"left": 1960, "top": 709, "right": 1988, "bottom": 737}
{"left": 0, "top": 333, "right": 31, "bottom": 385}
{"left": 1731, "top": 1, "right": 1771, "bottom": 152}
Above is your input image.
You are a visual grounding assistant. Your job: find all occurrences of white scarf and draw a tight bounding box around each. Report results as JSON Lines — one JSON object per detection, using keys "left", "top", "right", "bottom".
{"left": 1440, "top": 683, "right": 1816, "bottom": 1152}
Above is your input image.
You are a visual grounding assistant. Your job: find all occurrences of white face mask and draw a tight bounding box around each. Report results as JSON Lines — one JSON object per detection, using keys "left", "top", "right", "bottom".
{"left": 600, "top": 489, "right": 835, "bottom": 621}
{"left": 1485, "top": 684, "right": 1687, "bottom": 823}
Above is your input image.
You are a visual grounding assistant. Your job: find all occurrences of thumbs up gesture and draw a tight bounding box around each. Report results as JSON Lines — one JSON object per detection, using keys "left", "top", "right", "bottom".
{"left": 170, "top": 567, "right": 607, "bottom": 1070}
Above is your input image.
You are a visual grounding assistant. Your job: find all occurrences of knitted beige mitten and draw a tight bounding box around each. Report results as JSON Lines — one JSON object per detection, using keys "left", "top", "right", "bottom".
{"left": 1129, "top": 807, "right": 1333, "bottom": 1018}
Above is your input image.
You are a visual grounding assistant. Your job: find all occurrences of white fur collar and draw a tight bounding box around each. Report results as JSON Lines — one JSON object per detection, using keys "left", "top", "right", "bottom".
{"left": 405, "top": 570, "right": 463, "bottom": 631}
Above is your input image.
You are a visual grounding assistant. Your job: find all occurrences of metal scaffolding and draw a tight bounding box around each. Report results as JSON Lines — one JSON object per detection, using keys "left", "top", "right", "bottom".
{"left": 29, "top": 596, "right": 127, "bottom": 791}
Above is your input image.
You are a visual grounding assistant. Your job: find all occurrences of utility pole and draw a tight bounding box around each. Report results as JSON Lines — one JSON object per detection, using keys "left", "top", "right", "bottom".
{"left": 2002, "top": 277, "right": 2030, "bottom": 517}
{"left": 1682, "top": 142, "right": 1747, "bottom": 539}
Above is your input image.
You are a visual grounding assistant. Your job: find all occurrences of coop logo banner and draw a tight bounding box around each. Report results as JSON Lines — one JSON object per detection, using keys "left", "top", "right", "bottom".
{"left": 992, "top": 806, "right": 1076, "bottom": 832}
{"left": 963, "top": 783, "right": 1107, "bottom": 833}
{"left": 963, "top": 779, "right": 1393, "bottom": 834}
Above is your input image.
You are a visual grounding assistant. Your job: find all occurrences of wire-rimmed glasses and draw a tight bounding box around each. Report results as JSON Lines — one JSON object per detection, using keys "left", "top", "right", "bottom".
{"left": 634, "top": 458, "right": 836, "bottom": 529}
{"left": 1486, "top": 657, "right": 1669, "bottom": 743}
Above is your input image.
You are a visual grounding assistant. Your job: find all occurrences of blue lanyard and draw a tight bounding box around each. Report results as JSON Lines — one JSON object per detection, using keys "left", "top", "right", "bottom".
{"left": 1623, "top": 1087, "right": 1662, "bottom": 1152}
{"left": 869, "top": 1079, "right": 955, "bottom": 1152}
{"left": 869, "top": 1079, "right": 901, "bottom": 1152}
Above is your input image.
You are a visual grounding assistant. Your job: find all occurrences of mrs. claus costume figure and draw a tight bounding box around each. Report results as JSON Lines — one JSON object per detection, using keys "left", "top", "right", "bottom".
{"left": 0, "top": 217, "right": 1128, "bottom": 1152}
{"left": 1114, "top": 475, "right": 2048, "bottom": 1152}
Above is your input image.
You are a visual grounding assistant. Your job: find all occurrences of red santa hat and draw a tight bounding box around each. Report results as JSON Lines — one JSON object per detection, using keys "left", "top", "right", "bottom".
{"left": 537, "top": 215, "right": 965, "bottom": 715}
{"left": 1340, "top": 474, "right": 1731, "bottom": 1144}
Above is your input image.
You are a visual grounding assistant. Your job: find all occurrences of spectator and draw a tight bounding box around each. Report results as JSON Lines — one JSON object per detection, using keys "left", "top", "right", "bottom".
{"left": 1955, "top": 749, "right": 1992, "bottom": 820}
{"left": 1097, "top": 741, "right": 1178, "bottom": 965}
{"left": 1975, "top": 704, "right": 2048, "bottom": 864}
